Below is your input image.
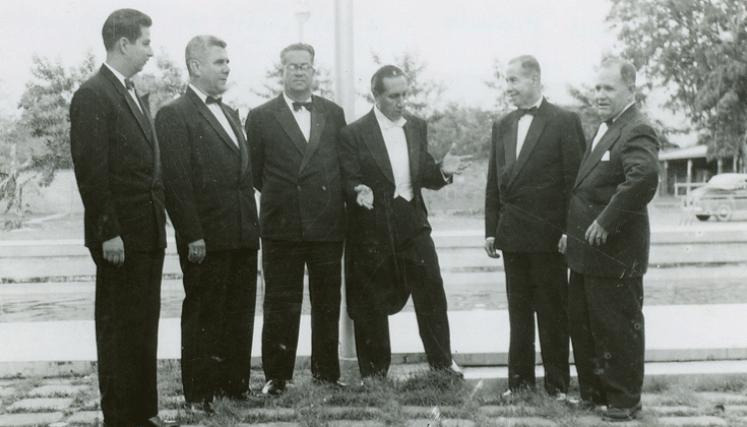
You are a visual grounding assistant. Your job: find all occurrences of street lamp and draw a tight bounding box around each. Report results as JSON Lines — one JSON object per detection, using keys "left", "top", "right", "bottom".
{"left": 293, "top": 0, "right": 311, "bottom": 42}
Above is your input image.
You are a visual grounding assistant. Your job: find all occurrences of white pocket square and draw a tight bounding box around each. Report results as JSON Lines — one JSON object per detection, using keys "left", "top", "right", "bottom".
{"left": 601, "top": 151, "right": 610, "bottom": 161}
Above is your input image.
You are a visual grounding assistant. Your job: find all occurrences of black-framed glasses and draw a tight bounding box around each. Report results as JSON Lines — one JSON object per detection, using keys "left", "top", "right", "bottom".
{"left": 284, "top": 63, "right": 314, "bottom": 73}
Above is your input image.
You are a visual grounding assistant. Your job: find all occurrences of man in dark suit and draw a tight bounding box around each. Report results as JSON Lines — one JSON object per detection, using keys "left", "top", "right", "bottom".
{"left": 245, "top": 43, "right": 347, "bottom": 395}
{"left": 484, "top": 55, "right": 585, "bottom": 398}
{"left": 562, "top": 58, "right": 659, "bottom": 422}
{"left": 156, "top": 36, "right": 259, "bottom": 409}
{"left": 339, "top": 65, "right": 471, "bottom": 379}
{"left": 69, "top": 9, "right": 176, "bottom": 427}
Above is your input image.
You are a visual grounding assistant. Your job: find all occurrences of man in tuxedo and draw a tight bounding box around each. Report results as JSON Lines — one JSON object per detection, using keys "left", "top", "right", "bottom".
{"left": 156, "top": 36, "right": 260, "bottom": 409}
{"left": 561, "top": 58, "right": 659, "bottom": 422}
{"left": 69, "top": 9, "right": 176, "bottom": 427}
{"left": 484, "top": 55, "right": 585, "bottom": 398}
{"left": 245, "top": 43, "right": 347, "bottom": 395}
{"left": 339, "top": 65, "right": 471, "bottom": 379}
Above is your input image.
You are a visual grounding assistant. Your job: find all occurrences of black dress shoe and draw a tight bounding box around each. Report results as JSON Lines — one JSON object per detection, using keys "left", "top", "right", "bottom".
{"left": 261, "top": 379, "right": 286, "bottom": 395}
{"left": 602, "top": 402, "right": 642, "bottom": 422}
{"left": 313, "top": 378, "right": 347, "bottom": 388}
{"left": 144, "top": 416, "right": 179, "bottom": 427}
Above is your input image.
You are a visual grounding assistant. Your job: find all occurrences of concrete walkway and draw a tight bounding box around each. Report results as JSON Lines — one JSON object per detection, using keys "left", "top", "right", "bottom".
{"left": 2, "top": 304, "right": 747, "bottom": 378}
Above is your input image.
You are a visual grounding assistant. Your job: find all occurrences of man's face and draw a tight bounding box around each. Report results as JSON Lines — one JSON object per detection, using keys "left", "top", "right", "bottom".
{"left": 375, "top": 75, "right": 408, "bottom": 121}
{"left": 282, "top": 50, "right": 314, "bottom": 98}
{"left": 505, "top": 62, "right": 539, "bottom": 108}
{"left": 195, "top": 46, "right": 230, "bottom": 97}
{"left": 124, "top": 26, "right": 153, "bottom": 74}
{"left": 594, "top": 65, "right": 635, "bottom": 121}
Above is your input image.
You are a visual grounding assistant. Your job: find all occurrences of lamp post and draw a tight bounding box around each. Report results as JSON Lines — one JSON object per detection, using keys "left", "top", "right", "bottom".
{"left": 293, "top": 0, "right": 311, "bottom": 42}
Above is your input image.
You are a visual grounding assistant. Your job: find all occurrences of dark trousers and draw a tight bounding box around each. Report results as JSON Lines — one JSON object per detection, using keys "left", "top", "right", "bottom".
{"left": 568, "top": 271, "right": 645, "bottom": 408}
{"left": 91, "top": 248, "right": 164, "bottom": 427}
{"left": 261, "top": 239, "right": 343, "bottom": 382}
{"left": 354, "top": 247, "right": 453, "bottom": 378}
{"left": 503, "top": 252, "right": 570, "bottom": 394}
{"left": 177, "top": 245, "right": 258, "bottom": 403}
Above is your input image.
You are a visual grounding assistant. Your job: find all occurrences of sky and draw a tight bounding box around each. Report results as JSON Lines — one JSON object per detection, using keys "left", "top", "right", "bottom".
{"left": 0, "top": 0, "right": 622, "bottom": 114}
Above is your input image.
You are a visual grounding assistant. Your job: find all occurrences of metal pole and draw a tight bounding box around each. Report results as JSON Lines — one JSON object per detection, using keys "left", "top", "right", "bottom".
{"left": 335, "top": 0, "right": 356, "bottom": 361}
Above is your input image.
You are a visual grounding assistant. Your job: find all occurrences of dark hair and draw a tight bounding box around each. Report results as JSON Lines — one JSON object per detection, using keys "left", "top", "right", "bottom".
{"left": 508, "top": 55, "right": 541, "bottom": 80}
{"left": 185, "top": 35, "right": 227, "bottom": 76}
{"left": 370, "top": 65, "right": 405, "bottom": 96}
{"left": 280, "top": 43, "right": 315, "bottom": 65}
{"left": 102, "top": 9, "right": 152, "bottom": 52}
{"left": 600, "top": 57, "right": 637, "bottom": 86}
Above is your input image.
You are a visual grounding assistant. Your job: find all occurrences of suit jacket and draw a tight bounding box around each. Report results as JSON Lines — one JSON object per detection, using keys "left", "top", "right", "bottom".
{"left": 70, "top": 65, "right": 166, "bottom": 250}
{"left": 565, "top": 105, "right": 659, "bottom": 278}
{"left": 485, "top": 99, "right": 585, "bottom": 252}
{"left": 339, "top": 110, "right": 449, "bottom": 318}
{"left": 155, "top": 87, "right": 259, "bottom": 251}
{"left": 244, "top": 94, "right": 347, "bottom": 242}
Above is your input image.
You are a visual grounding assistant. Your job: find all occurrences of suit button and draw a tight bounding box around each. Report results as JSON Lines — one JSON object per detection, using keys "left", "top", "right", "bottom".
{"left": 322, "top": 186, "right": 327, "bottom": 191}
{"left": 297, "top": 186, "right": 302, "bottom": 191}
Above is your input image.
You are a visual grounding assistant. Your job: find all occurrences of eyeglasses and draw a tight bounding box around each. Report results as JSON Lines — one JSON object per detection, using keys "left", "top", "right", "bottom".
{"left": 284, "top": 63, "right": 314, "bottom": 73}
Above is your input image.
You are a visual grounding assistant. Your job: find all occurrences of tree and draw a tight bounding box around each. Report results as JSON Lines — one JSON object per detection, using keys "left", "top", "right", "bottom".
{"left": 133, "top": 51, "right": 188, "bottom": 116}
{"left": 484, "top": 59, "right": 512, "bottom": 114}
{"left": 428, "top": 103, "right": 496, "bottom": 160}
{"left": 250, "top": 62, "right": 334, "bottom": 101}
{"left": 608, "top": 0, "right": 747, "bottom": 168}
{"left": 365, "top": 51, "right": 445, "bottom": 120}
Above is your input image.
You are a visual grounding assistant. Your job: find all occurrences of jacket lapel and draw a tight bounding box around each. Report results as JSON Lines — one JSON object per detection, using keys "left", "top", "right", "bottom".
{"left": 504, "top": 112, "right": 519, "bottom": 174}
{"left": 510, "top": 102, "right": 548, "bottom": 184}
{"left": 101, "top": 65, "right": 155, "bottom": 146}
{"left": 271, "top": 95, "right": 308, "bottom": 155}
{"left": 299, "top": 95, "right": 326, "bottom": 173}
{"left": 186, "top": 88, "right": 240, "bottom": 156}
{"left": 403, "top": 117, "right": 420, "bottom": 183}
{"left": 223, "top": 104, "right": 250, "bottom": 174}
{"left": 362, "top": 111, "right": 395, "bottom": 184}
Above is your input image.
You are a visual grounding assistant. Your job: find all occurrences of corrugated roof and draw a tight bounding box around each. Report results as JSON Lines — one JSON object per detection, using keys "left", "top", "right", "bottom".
{"left": 659, "top": 145, "right": 707, "bottom": 161}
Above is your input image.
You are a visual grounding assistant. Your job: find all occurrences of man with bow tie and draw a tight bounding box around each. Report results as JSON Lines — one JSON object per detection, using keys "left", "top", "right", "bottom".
{"left": 561, "top": 58, "right": 659, "bottom": 422}
{"left": 245, "top": 43, "right": 347, "bottom": 395}
{"left": 339, "top": 65, "right": 471, "bottom": 379}
{"left": 156, "top": 35, "right": 260, "bottom": 409}
{"left": 484, "top": 55, "right": 585, "bottom": 398}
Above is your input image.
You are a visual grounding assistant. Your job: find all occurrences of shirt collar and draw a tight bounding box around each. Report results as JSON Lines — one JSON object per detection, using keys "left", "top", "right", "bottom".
{"left": 104, "top": 62, "right": 129, "bottom": 89}
{"left": 529, "top": 96, "right": 544, "bottom": 110}
{"left": 189, "top": 83, "right": 215, "bottom": 105}
{"left": 374, "top": 105, "right": 407, "bottom": 130}
{"left": 284, "top": 92, "right": 312, "bottom": 112}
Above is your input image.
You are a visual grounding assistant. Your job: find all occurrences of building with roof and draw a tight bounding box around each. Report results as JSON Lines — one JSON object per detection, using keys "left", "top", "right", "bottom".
{"left": 659, "top": 145, "right": 741, "bottom": 196}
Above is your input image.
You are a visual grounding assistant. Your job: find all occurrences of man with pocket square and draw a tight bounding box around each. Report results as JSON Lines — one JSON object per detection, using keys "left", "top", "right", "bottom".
{"left": 561, "top": 58, "right": 659, "bottom": 422}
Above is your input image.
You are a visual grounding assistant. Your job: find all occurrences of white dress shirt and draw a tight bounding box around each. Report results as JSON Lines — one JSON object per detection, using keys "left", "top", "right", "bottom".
{"left": 516, "top": 96, "right": 543, "bottom": 159}
{"left": 374, "top": 106, "right": 414, "bottom": 201}
{"left": 284, "top": 93, "right": 311, "bottom": 142}
{"left": 104, "top": 62, "right": 143, "bottom": 113}
{"left": 591, "top": 101, "right": 635, "bottom": 151}
{"left": 189, "top": 84, "right": 238, "bottom": 147}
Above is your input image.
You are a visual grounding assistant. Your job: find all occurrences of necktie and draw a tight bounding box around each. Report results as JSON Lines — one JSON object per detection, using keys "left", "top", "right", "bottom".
{"left": 124, "top": 78, "right": 135, "bottom": 90}
{"left": 206, "top": 96, "right": 222, "bottom": 105}
{"left": 292, "top": 101, "right": 312, "bottom": 112}
{"left": 517, "top": 106, "right": 538, "bottom": 117}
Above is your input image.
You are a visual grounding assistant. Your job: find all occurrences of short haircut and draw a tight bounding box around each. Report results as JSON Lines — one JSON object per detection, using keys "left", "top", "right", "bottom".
{"left": 185, "top": 35, "right": 227, "bottom": 76}
{"left": 508, "top": 55, "right": 541, "bottom": 80}
{"left": 600, "top": 57, "right": 637, "bottom": 87}
{"left": 371, "top": 65, "right": 406, "bottom": 96}
{"left": 280, "top": 43, "right": 315, "bottom": 65}
{"left": 102, "top": 9, "right": 152, "bottom": 52}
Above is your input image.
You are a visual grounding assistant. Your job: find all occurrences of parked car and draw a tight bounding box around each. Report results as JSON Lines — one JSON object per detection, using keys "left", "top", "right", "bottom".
{"left": 684, "top": 173, "right": 747, "bottom": 221}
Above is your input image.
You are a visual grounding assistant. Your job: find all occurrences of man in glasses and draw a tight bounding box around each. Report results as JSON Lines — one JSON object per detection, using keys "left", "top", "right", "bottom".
{"left": 245, "top": 43, "right": 347, "bottom": 395}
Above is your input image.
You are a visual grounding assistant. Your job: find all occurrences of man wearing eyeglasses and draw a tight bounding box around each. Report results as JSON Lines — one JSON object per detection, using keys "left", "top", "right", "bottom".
{"left": 245, "top": 43, "right": 347, "bottom": 395}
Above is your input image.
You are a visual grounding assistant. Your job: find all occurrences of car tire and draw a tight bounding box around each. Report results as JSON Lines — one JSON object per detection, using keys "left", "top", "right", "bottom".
{"left": 715, "top": 204, "right": 733, "bottom": 221}
{"left": 695, "top": 214, "right": 710, "bottom": 221}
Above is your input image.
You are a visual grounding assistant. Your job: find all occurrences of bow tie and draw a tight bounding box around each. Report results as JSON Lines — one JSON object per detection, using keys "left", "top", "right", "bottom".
{"left": 206, "top": 96, "right": 222, "bottom": 105}
{"left": 517, "top": 106, "right": 539, "bottom": 117}
{"left": 292, "top": 101, "right": 312, "bottom": 112}
{"left": 124, "top": 78, "right": 135, "bottom": 91}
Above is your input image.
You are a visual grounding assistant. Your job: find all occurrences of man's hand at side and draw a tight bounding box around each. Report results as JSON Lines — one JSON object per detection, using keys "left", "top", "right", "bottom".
{"left": 484, "top": 237, "right": 501, "bottom": 259}
{"left": 188, "top": 239, "right": 207, "bottom": 264}
{"left": 103, "top": 236, "right": 125, "bottom": 266}
{"left": 354, "top": 184, "right": 374, "bottom": 210}
{"left": 584, "top": 220, "right": 609, "bottom": 246}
